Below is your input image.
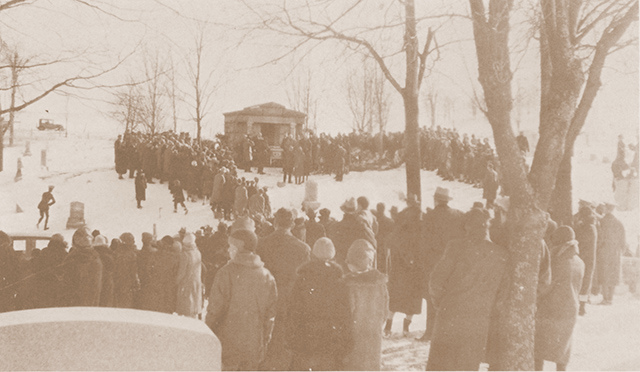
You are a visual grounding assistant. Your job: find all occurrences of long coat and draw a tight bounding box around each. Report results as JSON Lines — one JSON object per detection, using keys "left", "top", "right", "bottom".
{"left": 341, "top": 269, "right": 389, "bottom": 371}
{"left": 135, "top": 173, "right": 147, "bottom": 201}
{"left": 426, "top": 235, "right": 508, "bottom": 371}
{"left": 328, "top": 213, "right": 376, "bottom": 269}
{"left": 113, "top": 247, "right": 138, "bottom": 308}
{"left": 206, "top": 251, "right": 278, "bottom": 371}
{"left": 147, "top": 247, "right": 180, "bottom": 314}
{"left": 61, "top": 247, "right": 103, "bottom": 307}
{"left": 574, "top": 209, "right": 598, "bottom": 298}
{"left": 257, "top": 229, "right": 310, "bottom": 370}
{"left": 34, "top": 240, "right": 68, "bottom": 308}
{"left": 287, "top": 260, "right": 353, "bottom": 371}
{"left": 94, "top": 245, "right": 115, "bottom": 307}
{"left": 387, "top": 206, "right": 423, "bottom": 315}
{"left": 176, "top": 239, "right": 203, "bottom": 318}
{"left": 597, "top": 212, "right": 626, "bottom": 286}
{"left": 535, "top": 240, "right": 584, "bottom": 365}
{"left": 136, "top": 245, "right": 159, "bottom": 311}
{"left": 234, "top": 185, "right": 248, "bottom": 215}
{"left": 211, "top": 173, "right": 225, "bottom": 203}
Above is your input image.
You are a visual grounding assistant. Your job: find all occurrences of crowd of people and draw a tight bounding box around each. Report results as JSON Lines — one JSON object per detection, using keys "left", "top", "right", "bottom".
{"left": 1, "top": 180, "right": 631, "bottom": 370}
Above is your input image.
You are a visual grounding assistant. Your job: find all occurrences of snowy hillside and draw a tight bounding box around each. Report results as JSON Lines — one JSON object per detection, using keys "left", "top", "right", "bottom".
{"left": 0, "top": 129, "right": 638, "bottom": 370}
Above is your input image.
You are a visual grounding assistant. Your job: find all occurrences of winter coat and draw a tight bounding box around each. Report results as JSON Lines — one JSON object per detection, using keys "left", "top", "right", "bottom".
{"left": 535, "top": 240, "right": 584, "bottom": 365}
{"left": 287, "top": 260, "right": 353, "bottom": 371}
{"left": 148, "top": 248, "right": 180, "bottom": 314}
{"left": 61, "top": 247, "right": 103, "bottom": 307}
{"left": 482, "top": 168, "right": 499, "bottom": 201}
{"left": 94, "top": 245, "right": 115, "bottom": 307}
{"left": 420, "top": 204, "right": 465, "bottom": 296}
{"left": 387, "top": 206, "right": 423, "bottom": 315}
{"left": 328, "top": 213, "right": 377, "bottom": 269}
{"left": 597, "top": 213, "right": 627, "bottom": 286}
{"left": 211, "top": 173, "right": 225, "bottom": 203}
{"left": 304, "top": 219, "right": 326, "bottom": 248}
{"left": 113, "top": 247, "right": 138, "bottom": 308}
{"left": 341, "top": 269, "right": 389, "bottom": 371}
{"left": 257, "top": 229, "right": 310, "bottom": 371}
{"left": 206, "top": 251, "right": 278, "bottom": 371}
{"left": 34, "top": 241, "right": 67, "bottom": 308}
{"left": 373, "top": 212, "right": 395, "bottom": 274}
{"left": 426, "top": 235, "right": 508, "bottom": 371}
{"left": 170, "top": 182, "right": 186, "bottom": 204}
{"left": 136, "top": 245, "right": 159, "bottom": 311}
{"left": 176, "top": 240, "right": 203, "bottom": 317}
{"left": 234, "top": 185, "right": 248, "bottom": 214}
{"left": 574, "top": 210, "right": 598, "bottom": 297}
{"left": 135, "top": 173, "right": 147, "bottom": 201}
{"left": 294, "top": 147, "right": 305, "bottom": 177}
{"left": 0, "top": 248, "right": 20, "bottom": 313}
{"left": 248, "top": 193, "right": 265, "bottom": 217}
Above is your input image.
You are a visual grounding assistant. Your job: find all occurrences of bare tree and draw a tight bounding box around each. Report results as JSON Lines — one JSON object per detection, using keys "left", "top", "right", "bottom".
{"left": 110, "top": 77, "right": 144, "bottom": 132}
{"left": 286, "top": 65, "right": 317, "bottom": 132}
{"left": 423, "top": 82, "right": 439, "bottom": 128}
{"left": 345, "top": 59, "right": 374, "bottom": 133}
{"left": 241, "top": 0, "right": 438, "bottom": 201}
{"left": 167, "top": 55, "right": 179, "bottom": 133}
{"left": 139, "top": 51, "right": 167, "bottom": 135}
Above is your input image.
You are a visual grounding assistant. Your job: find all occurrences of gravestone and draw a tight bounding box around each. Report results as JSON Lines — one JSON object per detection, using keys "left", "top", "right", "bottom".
{"left": 302, "top": 179, "right": 320, "bottom": 211}
{"left": 0, "top": 307, "right": 221, "bottom": 371}
{"left": 23, "top": 141, "right": 31, "bottom": 156}
{"left": 66, "top": 201, "right": 86, "bottom": 229}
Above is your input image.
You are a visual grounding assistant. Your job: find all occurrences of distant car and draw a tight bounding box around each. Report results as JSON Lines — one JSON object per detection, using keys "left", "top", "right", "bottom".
{"left": 37, "top": 118, "right": 64, "bottom": 131}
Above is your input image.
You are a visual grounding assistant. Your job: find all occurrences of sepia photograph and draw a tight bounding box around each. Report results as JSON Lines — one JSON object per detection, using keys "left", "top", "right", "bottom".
{"left": 0, "top": 0, "right": 638, "bottom": 370}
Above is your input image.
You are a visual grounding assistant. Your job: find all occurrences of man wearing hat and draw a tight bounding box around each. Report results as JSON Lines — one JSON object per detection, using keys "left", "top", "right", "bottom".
{"left": 257, "top": 208, "right": 311, "bottom": 370}
{"left": 417, "top": 186, "right": 464, "bottom": 342}
{"left": 328, "top": 197, "right": 377, "bottom": 270}
{"left": 207, "top": 229, "right": 277, "bottom": 371}
{"left": 595, "top": 202, "right": 626, "bottom": 305}
{"left": 60, "top": 226, "right": 103, "bottom": 307}
{"left": 426, "top": 208, "right": 508, "bottom": 371}
{"left": 37, "top": 185, "right": 56, "bottom": 230}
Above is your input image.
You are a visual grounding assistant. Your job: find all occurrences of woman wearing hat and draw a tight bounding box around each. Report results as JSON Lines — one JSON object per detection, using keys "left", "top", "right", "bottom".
{"left": 534, "top": 226, "right": 585, "bottom": 371}
{"left": 328, "top": 197, "right": 377, "bottom": 270}
{"left": 287, "top": 237, "right": 353, "bottom": 371}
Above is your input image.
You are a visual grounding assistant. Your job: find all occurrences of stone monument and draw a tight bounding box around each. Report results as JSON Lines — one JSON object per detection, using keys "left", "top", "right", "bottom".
{"left": 0, "top": 307, "right": 222, "bottom": 370}
{"left": 302, "top": 179, "right": 320, "bottom": 211}
{"left": 66, "top": 201, "right": 86, "bottom": 229}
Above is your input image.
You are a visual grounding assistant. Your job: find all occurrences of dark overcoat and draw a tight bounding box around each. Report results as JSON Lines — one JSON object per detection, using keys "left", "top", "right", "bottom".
{"left": 328, "top": 213, "right": 376, "bottom": 269}
{"left": 426, "top": 236, "right": 507, "bottom": 371}
{"left": 61, "top": 247, "right": 103, "bottom": 307}
{"left": 574, "top": 210, "right": 598, "bottom": 297}
{"left": 113, "top": 247, "right": 138, "bottom": 308}
{"left": 597, "top": 213, "right": 626, "bottom": 286}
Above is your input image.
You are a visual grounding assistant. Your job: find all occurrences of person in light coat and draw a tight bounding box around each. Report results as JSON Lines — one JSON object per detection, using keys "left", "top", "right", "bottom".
{"left": 176, "top": 232, "right": 203, "bottom": 318}
{"left": 206, "top": 229, "right": 278, "bottom": 371}
{"left": 535, "top": 226, "right": 585, "bottom": 371}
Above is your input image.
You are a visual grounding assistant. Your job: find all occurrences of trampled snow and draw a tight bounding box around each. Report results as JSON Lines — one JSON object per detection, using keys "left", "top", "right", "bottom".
{"left": 0, "top": 129, "right": 638, "bottom": 370}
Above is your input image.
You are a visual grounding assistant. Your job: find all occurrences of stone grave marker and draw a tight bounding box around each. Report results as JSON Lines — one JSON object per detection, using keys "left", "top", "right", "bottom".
{"left": 0, "top": 307, "right": 221, "bottom": 371}
{"left": 66, "top": 201, "right": 86, "bottom": 229}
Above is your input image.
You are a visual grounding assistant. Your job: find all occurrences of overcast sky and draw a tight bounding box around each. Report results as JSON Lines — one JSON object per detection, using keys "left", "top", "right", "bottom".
{"left": 1, "top": 0, "right": 637, "bottom": 143}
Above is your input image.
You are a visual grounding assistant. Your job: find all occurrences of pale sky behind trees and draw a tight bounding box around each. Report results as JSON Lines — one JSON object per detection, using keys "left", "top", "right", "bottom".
{"left": 1, "top": 0, "right": 637, "bottom": 147}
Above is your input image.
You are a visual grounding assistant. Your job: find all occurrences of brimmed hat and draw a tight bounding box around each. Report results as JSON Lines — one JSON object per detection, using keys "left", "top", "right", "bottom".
{"left": 551, "top": 225, "right": 575, "bottom": 246}
{"left": 340, "top": 197, "right": 357, "bottom": 213}
{"left": 73, "top": 227, "right": 93, "bottom": 249}
{"left": 274, "top": 208, "right": 294, "bottom": 228}
{"left": 231, "top": 215, "right": 256, "bottom": 233}
{"left": 464, "top": 208, "right": 491, "bottom": 229}
{"left": 434, "top": 187, "right": 452, "bottom": 202}
{"left": 313, "top": 237, "right": 335, "bottom": 260}
{"left": 229, "top": 229, "right": 258, "bottom": 253}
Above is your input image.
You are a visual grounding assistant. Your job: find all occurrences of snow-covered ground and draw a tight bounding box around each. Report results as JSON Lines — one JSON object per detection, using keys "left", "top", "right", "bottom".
{"left": 1, "top": 129, "right": 638, "bottom": 370}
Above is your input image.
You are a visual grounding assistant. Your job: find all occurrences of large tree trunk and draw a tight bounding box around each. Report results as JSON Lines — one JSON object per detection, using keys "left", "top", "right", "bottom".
{"left": 550, "top": 2, "right": 638, "bottom": 224}
{"left": 403, "top": 0, "right": 421, "bottom": 202}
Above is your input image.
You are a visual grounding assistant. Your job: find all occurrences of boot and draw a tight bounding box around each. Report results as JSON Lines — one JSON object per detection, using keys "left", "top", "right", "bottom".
{"left": 403, "top": 318, "right": 412, "bottom": 337}
{"left": 579, "top": 301, "right": 586, "bottom": 316}
{"left": 383, "top": 318, "right": 393, "bottom": 337}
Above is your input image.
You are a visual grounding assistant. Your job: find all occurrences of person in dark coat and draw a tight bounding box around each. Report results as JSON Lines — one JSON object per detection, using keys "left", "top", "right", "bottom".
{"left": 482, "top": 162, "right": 499, "bottom": 209}
{"left": 113, "top": 232, "right": 139, "bottom": 309}
{"left": 304, "top": 209, "right": 326, "bottom": 248}
{"left": 0, "top": 231, "right": 20, "bottom": 313}
{"left": 287, "top": 237, "right": 353, "bottom": 371}
{"left": 60, "top": 227, "right": 103, "bottom": 307}
{"left": 535, "top": 226, "right": 585, "bottom": 371}
{"left": 92, "top": 235, "right": 115, "bottom": 307}
{"left": 147, "top": 236, "right": 180, "bottom": 314}
{"left": 170, "top": 179, "right": 189, "bottom": 214}
{"left": 372, "top": 203, "right": 395, "bottom": 274}
{"left": 516, "top": 131, "right": 530, "bottom": 154}
{"left": 328, "top": 197, "right": 377, "bottom": 270}
{"left": 34, "top": 233, "right": 68, "bottom": 308}
{"left": 384, "top": 196, "right": 423, "bottom": 337}
{"left": 136, "top": 232, "right": 158, "bottom": 310}
{"left": 573, "top": 201, "right": 598, "bottom": 316}
{"left": 257, "top": 208, "right": 311, "bottom": 371}
{"left": 426, "top": 208, "right": 508, "bottom": 371}
{"left": 206, "top": 229, "right": 278, "bottom": 371}
{"left": 341, "top": 239, "right": 389, "bottom": 371}
{"left": 596, "top": 203, "right": 627, "bottom": 305}
{"left": 135, "top": 170, "right": 147, "bottom": 209}
{"left": 417, "top": 187, "right": 464, "bottom": 342}
{"left": 210, "top": 168, "right": 227, "bottom": 216}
